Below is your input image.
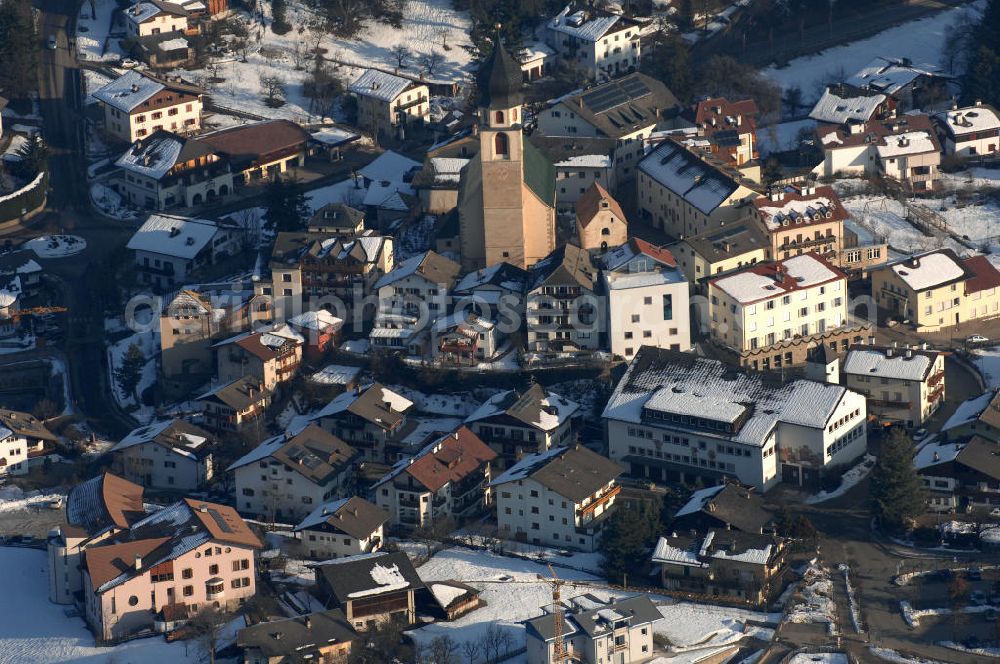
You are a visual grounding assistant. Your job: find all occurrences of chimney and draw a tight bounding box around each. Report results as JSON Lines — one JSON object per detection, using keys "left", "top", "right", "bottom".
{"left": 906, "top": 348, "right": 913, "bottom": 358}
{"left": 887, "top": 347, "right": 894, "bottom": 358}
{"left": 305, "top": 617, "right": 312, "bottom": 630}
{"left": 933, "top": 451, "right": 940, "bottom": 461}
{"left": 199, "top": 504, "right": 208, "bottom": 513}
{"left": 976, "top": 99, "right": 983, "bottom": 107}
{"left": 134, "top": 554, "right": 142, "bottom": 570}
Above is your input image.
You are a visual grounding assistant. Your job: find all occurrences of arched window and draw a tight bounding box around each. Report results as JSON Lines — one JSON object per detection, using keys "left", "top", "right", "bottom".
{"left": 601, "top": 227, "right": 611, "bottom": 236}
{"left": 494, "top": 110, "right": 504, "bottom": 125}
{"left": 494, "top": 132, "right": 509, "bottom": 157}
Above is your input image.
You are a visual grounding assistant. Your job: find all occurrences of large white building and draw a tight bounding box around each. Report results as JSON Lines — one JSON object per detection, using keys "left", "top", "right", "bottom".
{"left": 545, "top": 4, "right": 642, "bottom": 81}
{"left": 92, "top": 70, "right": 203, "bottom": 143}
{"left": 348, "top": 69, "right": 429, "bottom": 142}
{"left": 229, "top": 425, "right": 360, "bottom": 522}
{"left": 602, "top": 346, "right": 869, "bottom": 490}
{"left": 601, "top": 238, "right": 690, "bottom": 359}
{"left": 491, "top": 445, "right": 623, "bottom": 552}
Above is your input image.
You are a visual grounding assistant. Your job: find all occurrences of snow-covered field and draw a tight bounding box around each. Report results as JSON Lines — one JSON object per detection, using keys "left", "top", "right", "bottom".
{"left": 75, "top": 0, "right": 126, "bottom": 62}
{"left": 756, "top": 118, "right": 816, "bottom": 156}
{"left": 194, "top": 0, "right": 473, "bottom": 122}
{"left": 107, "top": 310, "right": 159, "bottom": 424}
{"left": 973, "top": 346, "right": 1000, "bottom": 388}
{"left": 0, "top": 486, "right": 64, "bottom": 514}
{"left": 0, "top": 547, "right": 198, "bottom": 663}
{"left": 762, "top": 1, "right": 985, "bottom": 99}
{"left": 655, "top": 602, "right": 779, "bottom": 651}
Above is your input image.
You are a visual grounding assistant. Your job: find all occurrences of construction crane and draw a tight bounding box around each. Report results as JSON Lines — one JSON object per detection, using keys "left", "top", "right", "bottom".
{"left": 545, "top": 563, "right": 568, "bottom": 663}
{"left": 7, "top": 306, "right": 67, "bottom": 321}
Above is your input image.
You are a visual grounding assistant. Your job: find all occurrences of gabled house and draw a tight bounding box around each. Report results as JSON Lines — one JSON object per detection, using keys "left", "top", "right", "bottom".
{"left": 669, "top": 483, "right": 775, "bottom": 535}
{"left": 602, "top": 346, "right": 869, "bottom": 491}
{"left": 124, "top": 1, "right": 189, "bottom": 39}
{"left": 940, "top": 389, "right": 1000, "bottom": 444}
{"left": 372, "top": 426, "right": 497, "bottom": 531}
{"left": 670, "top": 220, "right": 770, "bottom": 286}
{"left": 846, "top": 57, "right": 948, "bottom": 111}
{"left": 312, "top": 382, "right": 416, "bottom": 463}
{"left": 314, "top": 551, "right": 425, "bottom": 630}
{"left": 451, "top": 261, "right": 528, "bottom": 321}
{"left": 465, "top": 384, "right": 579, "bottom": 468}
{"left": 293, "top": 496, "right": 389, "bottom": 560}
{"left": 651, "top": 529, "right": 789, "bottom": 606}
{"left": 637, "top": 139, "right": 760, "bottom": 240}
{"left": 870, "top": 249, "right": 1000, "bottom": 331}
{"left": 196, "top": 376, "right": 272, "bottom": 433}
{"left": 93, "top": 70, "right": 203, "bottom": 143}
{"left": 109, "top": 419, "right": 215, "bottom": 491}
{"left": 48, "top": 473, "right": 147, "bottom": 605}
{"left": 601, "top": 238, "right": 690, "bottom": 359}
{"left": 308, "top": 203, "right": 366, "bottom": 237}
{"left": 843, "top": 343, "right": 946, "bottom": 427}
{"left": 526, "top": 243, "right": 602, "bottom": 352}
{"left": 934, "top": 101, "right": 1000, "bottom": 159}
{"left": 575, "top": 182, "right": 627, "bottom": 253}
{"left": 683, "top": 97, "right": 759, "bottom": 169}
{"left": 199, "top": 120, "right": 311, "bottom": 185}
{"left": 525, "top": 595, "right": 659, "bottom": 664}
{"left": 229, "top": 424, "right": 360, "bottom": 522}
{"left": 0, "top": 408, "right": 59, "bottom": 475}
{"left": 114, "top": 130, "right": 233, "bottom": 210}
{"left": 127, "top": 213, "right": 240, "bottom": 290}
{"left": 237, "top": 609, "right": 358, "bottom": 663}
{"left": 348, "top": 70, "right": 430, "bottom": 142}
{"left": 916, "top": 436, "right": 1000, "bottom": 513}
{"left": 286, "top": 310, "right": 343, "bottom": 364}
{"left": 82, "top": 498, "right": 262, "bottom": 640}
{"left": 492, "top": 445, "right": 623, "bottom": 552}
{"left": 214, "top": 328, "right": 303, "bottom": 392}
{"left": 529, "top": 135, "right": 617, "bottom": 212}
{"left": 535, "top": 72, "right": 680, "bottom": 183}
{"left": 431, "top": 312, "right": 501, "bottom": 366}
{"left": 545, "top": 4, "right": 643, "bottom": 81}
{"left": 809, "top": 84, "right": 894, "bottom": 126}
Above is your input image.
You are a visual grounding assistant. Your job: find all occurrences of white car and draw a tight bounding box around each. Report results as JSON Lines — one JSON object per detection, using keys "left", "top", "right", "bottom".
{"left": 46, "top": 35, "right": 57, "bottom": 50}
{"left": 968, "top": 335, "right": 990, "bottom": 344}
{"left": 121, "top": 58, "right": 139, "bottom": 69}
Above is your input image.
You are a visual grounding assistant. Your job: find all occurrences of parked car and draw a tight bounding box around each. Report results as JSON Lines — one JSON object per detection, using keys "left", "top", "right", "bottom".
{"left": 913, "top": 428, "right": 928, "bottom": 441}
{"left": 970, "top": 589, "right": 987, "bottom": 605}
{"left": 121, "top": 58, "right": 139, "bottom": 69}
{"left": 968, "top": 566, "right": 983, "bottom": 581}
{"left": 46, "top": 35, "right": 57, "bottom": 49}
{"left": 968, "top": 335, "right": 990, "bottom": 345}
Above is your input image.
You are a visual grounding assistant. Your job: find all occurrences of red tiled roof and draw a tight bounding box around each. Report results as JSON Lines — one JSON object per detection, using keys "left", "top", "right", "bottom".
{"left": 85, "top": 538, "right": 171, "bottom": 589}
{"left": 963, "top": 255, "right": 1000, "bottom": 294}
{"left": 690, "top": 97, "right": 759, "bottom": 135}
{"left": 405, "top": 426, "right": 497, "bottom": 492}
{"left": 631, "top": 237, "right": 677, "bottom": 268}
{"left": 184, "top": 498, "right": 264, "bottom": 549}
{"left": 576, "top": 183, "right": 627, "bottom": 227}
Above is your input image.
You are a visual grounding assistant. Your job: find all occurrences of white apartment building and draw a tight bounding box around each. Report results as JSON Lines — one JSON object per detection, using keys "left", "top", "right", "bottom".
{"left": 535, "top": 73, "right": 679, "bottom": 184}
{"left": 935, "top": 102, "right": 1000, "bottom": 159}
{"left": 109, "top": 419, "right": 215, "bottom": 491}
{"left": 601, "top": 238, "right": 690, "bottom": 359}
{"left": 491, "top": 445, "right": 623, "bottom": 552}
{"left": 372, "top": 426, "right": 497, "bottom": 530}
{"left": 843, "top": 344, "right": 946, "bottom": 428}
{"left": 637, "top": 139, "right": 760, "bottom": 240}
{"left": 708, "top": 253, "right": 853, "bottom": 370}
{"left": 348, "top": 69, "right": 429, "bottom": 142}
{"left": 293, "top": 496, "right": 389, "bottom": 560}
{"left": 0, "top": 425, "right": 28, "bottom": 476}
{"left": 229, "top": 425, "right": 360, "bottom": 522}
{"left": 545, "top": 4, "right": 642, "bottom": 81}
{"left": 93, "top": 70, "right": 202, "bottom": 143}
{"left": 603, "top": 346, "right": 868, "bottom": 490}
{"left": 126, "top": 213, "right": 240, "bottom": 290}
{"left": 125, "top": 1, "right": 189, "bottom": 38}
{"left": 525, "top": 595, "right": 660, "bottom": 664}
{"left": 371, "top": 250, "right": 461, "bottom": 349}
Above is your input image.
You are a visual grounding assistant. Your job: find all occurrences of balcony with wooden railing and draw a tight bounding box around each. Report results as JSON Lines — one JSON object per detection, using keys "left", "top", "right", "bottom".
{"left": 577, "top": 485, "right": 620, "bottom": 520}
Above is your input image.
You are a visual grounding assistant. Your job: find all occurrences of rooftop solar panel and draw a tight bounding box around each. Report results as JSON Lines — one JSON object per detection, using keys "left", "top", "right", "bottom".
{"left": 581, "top": 78, "right": 653, "bottom": 114}
{"left": 209, "top": 509, "right": 234, "bottom": 533}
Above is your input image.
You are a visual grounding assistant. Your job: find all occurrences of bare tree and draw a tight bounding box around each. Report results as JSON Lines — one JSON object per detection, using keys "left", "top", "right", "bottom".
{"left": 231, "top": 208, "right": 262, "bottom": 253}
{"left": 478, "top": 624, "right": 512, "bottom": 662}
{"left": 259, "top": 74, "right": 287, "bottom": 104}
{"left": 390, "top": 43, "right": 412, "bottom": 69}
{"left": 419, "top": 51, "right": 445, "bottom": 77}
{"left": 461, "top": 640, "right": 481, "bottom": 664}
{"left": 291, "top": 40, "right": 306, "bottom": 70}
{"left": 187, "top": 606, "right": 231, "bottom": 664}
{"left": 423, "top": 635, "right": 460, "bottom": 664}
{"left": 207, "top": 59, "right": 223, "bottom": 83}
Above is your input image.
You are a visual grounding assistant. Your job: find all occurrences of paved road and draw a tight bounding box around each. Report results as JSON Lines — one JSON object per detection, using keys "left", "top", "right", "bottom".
{"left": 6, "top": 0, "right": 138, "bottom": 437}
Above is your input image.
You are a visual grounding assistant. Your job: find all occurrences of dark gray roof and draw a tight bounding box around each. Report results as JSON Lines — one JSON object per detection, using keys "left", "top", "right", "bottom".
{"left": 197, "top": 376, "right": 270, "bottom": 410}
{"left": 315, "top": 551, "right": 424, "bottom": 603}
{"left": 526, "top": 595, "right": 660, "bottom": 642}
{"left": 956, "top": 436, "right": 1000, "bottom": 481}
{"left": 293, "top": 496, "right": 389, "bottom": 539}
{"left": 477, "top": 38, "right": 524, "bottom": 109}
{"left": 671, "top": 483, "right": 774, "bottom": 534}
{"left": 237, "top": 608, "right": 358, "bottom": 659}
{"left": 493, "top": 445, "right": 623, "bottom": 503}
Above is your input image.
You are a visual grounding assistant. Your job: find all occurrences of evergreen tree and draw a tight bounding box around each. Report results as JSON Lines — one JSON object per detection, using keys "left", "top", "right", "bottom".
{"left": 270, "top": 0, "right": 291, "bottom": 33}
{"left": 11, "top": 135, "right": 47, "bottom": 180}
{"left": 599, "top": 500, "right": 661, "bottom": 584}
{"left": 648, "top": 34, "right": 693, "bottom": 102}
{"left": 115, "top": 343, "right": 146, "bottom": 402}
{"left": 0, "top": 1, "right": 38, "bottom": 100}
{"left": 964, "top": 46, "right": 1000, "bottom": 106}
{"left": 870, "top": 428, "right": 925, "bottom": 533}
{"left": 263, "top": 177, "right": 310, "bottom": 232}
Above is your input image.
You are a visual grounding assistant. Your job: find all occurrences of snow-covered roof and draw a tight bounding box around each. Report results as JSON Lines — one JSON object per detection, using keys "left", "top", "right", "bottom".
{"left": 348, "top": 69, "right": 417, "bottom": 103}
{"left": 115, "top": 133, "right": 184, "bottom": 179}
{"left": 358, "top": 150, "right": 420, "bottom": 184}
{"left": 466, "top": 384, "right": 579, "bottom": 432}
{"left": 520, "top": 40, "right": 555, "bottom": 64}
{"left": 638, "top": 141, "right": 743, "bottom": 215}
{"left": 914, "top": 438, "right": 963, "bottom": 471}
{"left": 712, "top": 253, "right": 842, "bottom": 305}
{"left": 373, "top": 250, "right": 460, "bottom": 290}
{"left": 888, "top": 250, "right": 966, "bottom": 292}
{"left": 555, "top": 154, "right": 612, "bottom": 168}
{"left": 92, "top": 70, "right": 164, "bottom": 113}
{"left": 651, "top": 536, "right": 705, "bottom": 567}
{"left": 875, "top": 131, "right": 937, "bottom": 158}
{"left": 653, "top": 530, "right": 775, "bottom": 567}
{"left": 847, "top": 57, "right": 940, "bottom": 95}
{"left": 603, "top": 346, "right": 852, "bottom": 448}
{"left": 674, "top": 485, "right": 725, "bottom": 517}
{"left": 158, "top": 37, "right": 188, "bottom": 51}
{"left": 809, "top": 87, "right": 887, "bottom": 124}
{"left": 428, "top": 157, "right": 468, "bottom": 184}
{"left": 843, "top": 347, "right": 937, "bottom": 382}
{"left": 308, "top": 364, "right": 361, "bottom": 386}
{"left": 127, "top": 214, "right": 218, "bottom": 259}
{"left": 310, "top": 126, "right": 359, "bottom": 146}
{"left": 936, "top": 105, "right": 1000, "bottom": 137}
{"left": 287, "top": 309, "right": 343, "bottom": 332}
{"left": 126, "top": 2, "right": 173, "bottom": 23}
{"left": 549, "top": 5, "right": 628, "bottom": 42}
{"left": 110, "top": 419, "right": 209, "bottom": 460}
{"left": 942, "top": 390, "right": 999, "bottom": 432}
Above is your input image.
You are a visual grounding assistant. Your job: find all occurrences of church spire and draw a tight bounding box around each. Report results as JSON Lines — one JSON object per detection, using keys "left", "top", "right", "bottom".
{"left": 476, "top": 27, "right": 524, "bottom": 109}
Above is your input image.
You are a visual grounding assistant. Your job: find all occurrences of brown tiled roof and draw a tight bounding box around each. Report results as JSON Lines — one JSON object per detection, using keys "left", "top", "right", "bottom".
{"left": 200, "top": 120, "right": 310, "bottom": 171}
{"left": 530, "top": 243, "right": 596, "bottom": 292}
{"left": 271, "top": 425, "right": 358, "bottom": 486}
{"left": 962, "top": 255, "right": 1000, "bottom": 294}
{"left": 184, "top": 498, "right": 264, "bottom": 549}
{"left": 688, "top": 97, "right": 759, "bottom": 135}
{"left": 752, "top": 185, "right": 849, "bottom": 229}
{"left": 956, "top": 435, "right": 1000, "bottom": 481}
{"left": 67, "top": 472, "right": 146, "bottom": 535}
{"left": 85, "top": 537, "right": 171, "bottom": 589}
{"left": 199, "top": 376, "right": 271, "bottom": 411}
{"left": 557, "top": 72, "right": 680, "bottom": 139}
{"left": 404, "top": 427, "right": 497, "bottom": 492}
{"left": 232, "top": 331, "right": 298, "bottom": 361}
{"left": 294, "top": 496, "right": 389, "bottom": 539}
{"left": 818, "top": 113, "right": 940, "bottom": 151}
{"left": 347, "top": 383, "right": 412, "bottom": 430}
{"left": 0, "top": 409, "right": 58, "bottom": 441}
{"left": 576, "top": 183, "right": 626, "bottom": 228}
